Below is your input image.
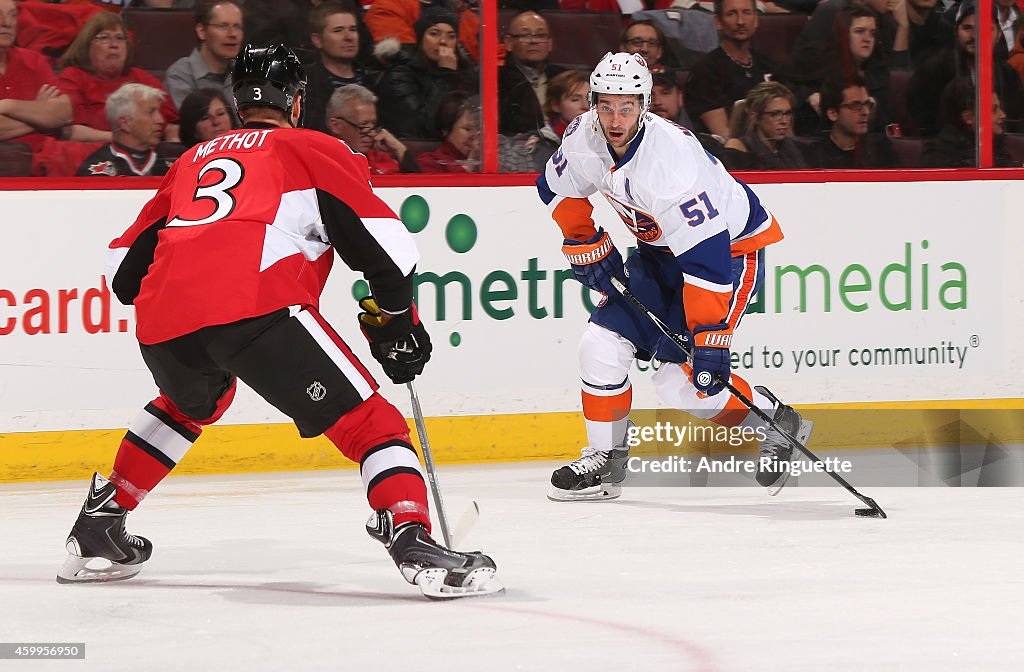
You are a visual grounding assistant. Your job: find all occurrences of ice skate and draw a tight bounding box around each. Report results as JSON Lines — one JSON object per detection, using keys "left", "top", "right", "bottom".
{"left": 56, "top": 473, "right": 152, "bottom": 584}
{"left": 367, "top": 509, "right": 504, "bottom": 600}
{"left": 755, "top": 387, "right": 814, "bottom": 495}
{"left": 548, "top": 420, "right": 632, "bottom": 501}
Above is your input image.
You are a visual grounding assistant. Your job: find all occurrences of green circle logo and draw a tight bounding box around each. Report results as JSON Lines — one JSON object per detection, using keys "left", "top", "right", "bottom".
{"left": 351, "top": 279, "right": 370, "bottom": 300}
{"left": 445, "top": 214, "right": 477, "bottom": 253}
{"left": 449, "top": 332, "right": 462, "bottom": 347}
{"left": 400, "top": 196, "right": 430, "bottom": 233}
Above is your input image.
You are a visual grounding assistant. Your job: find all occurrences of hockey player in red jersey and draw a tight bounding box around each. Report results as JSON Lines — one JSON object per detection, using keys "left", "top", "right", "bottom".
{"left": 57, "top": 44, "right": 502, "bottom": 599}
{"left": 538, "top": 53, "right": 813, "bottom": 501}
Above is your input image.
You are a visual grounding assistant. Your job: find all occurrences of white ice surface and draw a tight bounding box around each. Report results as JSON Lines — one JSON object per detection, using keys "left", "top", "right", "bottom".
{"left": 1, "top": 463, "right": 1022, "bottom": 672}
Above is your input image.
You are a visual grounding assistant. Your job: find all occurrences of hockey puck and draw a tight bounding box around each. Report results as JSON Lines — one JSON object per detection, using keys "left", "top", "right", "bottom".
{"left": 855, "top": 508, "right": 883, "bottom": 518}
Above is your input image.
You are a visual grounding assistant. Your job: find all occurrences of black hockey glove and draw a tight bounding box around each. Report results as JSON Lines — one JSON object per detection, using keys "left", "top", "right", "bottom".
{"left": 358, "top": 297, "right": 432, "bottom": 384}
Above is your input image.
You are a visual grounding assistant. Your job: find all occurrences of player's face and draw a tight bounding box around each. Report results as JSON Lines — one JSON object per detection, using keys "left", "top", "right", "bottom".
{"left": 649, "top": 83, "right": 682, "bottom": 121}
{"left": 0, "top": 0, "right": 17, "bottom": 51}
{"left": 848, "top": 16, "right": 877, "bottom": 62}
{"left": 756, "top": 95, "right": 793, "bottom": 142}
{"left": 596, "top": 93, "right": 642, "bottom": 150}
{"left": 89, "top": 27, "right": 128, "bottom": 78}
{"left": 194, "top": 97, "right": 232, "bottom": 143}
{"left": 126, "top": 94, "right": 164, "bottom": 149}
{"left": 505, "top": 13, "right": 552, "bottom": 66}
{"left": 199, "top": 3, "right": 243, "bottom": 62}
{"left": 715, "top": 0, "right": 757, "bottom": 44}
{"left": 332, "top": 99, "right": 379, "bottom": 153}
{"left": 552, "top": 82, "right": 589, "bottom": 123}
{"left": 316, "top": 12, "right": 359, "bottom": 61}
{"left": 420, "top": 23, "right": 457, "bottom": 64}
{"left": 447, "top": 109, "right": 480, "bottom": 157}
{"left": 621, "top": 24, "right": 662, "bottom": 65}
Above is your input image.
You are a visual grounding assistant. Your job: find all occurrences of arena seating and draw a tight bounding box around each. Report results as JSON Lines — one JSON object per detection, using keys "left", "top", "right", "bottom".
{"left": 890, "top": 136, "right": 923, "bottom": 168}
{"left": 0, "top": 143, "right": 32, "bottom": 177}
{"left": 123, "top": 8, "right": 196, "bottom": 75}
{"left": 751, "top": 14, "right": 809, "bottom": 69}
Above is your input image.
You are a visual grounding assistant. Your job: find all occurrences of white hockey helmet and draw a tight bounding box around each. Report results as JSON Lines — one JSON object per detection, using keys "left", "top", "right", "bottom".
{"left": 589, "top": 51, "right": 653, "bottom": 113}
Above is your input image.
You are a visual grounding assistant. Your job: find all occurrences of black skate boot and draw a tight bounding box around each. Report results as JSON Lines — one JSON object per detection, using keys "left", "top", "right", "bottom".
{"left": 549, "top": 420, "right": 632, "bottom": 501}
{"left": 755, "top": 387, "right": 814, "bottom": 495}
{"left": 56, "top": 473, "right": 153, "bottom": 584}
{"left": 367, "top": 509, "right": 504, "bottom": 600}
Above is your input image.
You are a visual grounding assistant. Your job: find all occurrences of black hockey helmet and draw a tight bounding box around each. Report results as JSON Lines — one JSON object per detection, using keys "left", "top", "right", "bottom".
{"left": 232, "top": 44, "right": 307, "bottom": 122}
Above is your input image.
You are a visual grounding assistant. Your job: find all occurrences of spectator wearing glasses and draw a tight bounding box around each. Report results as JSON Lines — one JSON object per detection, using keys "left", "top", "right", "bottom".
{"left": 378, "top": 7, "right": 478, "bottom": 139}
{"left": 76, "top": 83, "right": 181, "bottom": 176}
{"left": 499, "top": 11, "right": 564, "bottom": 137}
{"left": 178, "top": 87, "right": 237, "bottom": 148}
{"left": 724, "top": 81, "right": 808, "bottom": 169}
{"left": 56, "top": 12, "right": 179, "bottom": 143}
{"left": 785, "top": 6, "right": 891, "bottom": 135}
{"left": 304, "top": 1, "right": 378, "bottom": 135}
{"left": 619, "top": 19, "right": 703, "bottom": 71}
{"left": 809, "top": 74, "right": 899, "bottom": 168}
{"left": 164, "top": 1, "right": 243, "bottom": 112}
{"left": 0, "top": 0, "right": 72, "bottom": 157}
{"left": 685, "top": 0, "right": 776, "bottom": 138}
{"left": 327, "top": 84, "right": 417, "bottom": 174}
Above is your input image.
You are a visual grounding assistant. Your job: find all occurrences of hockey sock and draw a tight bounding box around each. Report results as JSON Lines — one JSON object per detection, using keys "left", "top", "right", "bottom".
{"left": 581, "top": 379, "right": 633, "bottom": 451}
{"left": 323, "top": 393, "right": 430, "bottom": 531}
{"left": 110, "top": 383, "right": 235, "bottom": 510}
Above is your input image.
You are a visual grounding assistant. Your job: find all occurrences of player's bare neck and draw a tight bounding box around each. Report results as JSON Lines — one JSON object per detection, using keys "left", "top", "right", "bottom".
{"left": 241, "top": 112, "right": 289, "bottom": 128}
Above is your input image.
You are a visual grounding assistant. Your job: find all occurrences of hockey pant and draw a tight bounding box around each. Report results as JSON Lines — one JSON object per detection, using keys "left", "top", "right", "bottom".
{"left": 109, "top": 306, "right": 430, "bottom": 530}
{"left": 580, "top": 249, "right": 773, "bottom": 451}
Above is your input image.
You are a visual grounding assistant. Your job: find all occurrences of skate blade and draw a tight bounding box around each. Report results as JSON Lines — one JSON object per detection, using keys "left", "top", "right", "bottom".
{"left": 56, "top": 553, "right": 143, "bottom": 584}
{"left": 415, "top": 567, "right": 505, "bottom": 601}
{"left": 767, "top": 419, "right": 815, "bottom": 496}
{"left": 547, "top": 483, "right": 621, "bottom": 502}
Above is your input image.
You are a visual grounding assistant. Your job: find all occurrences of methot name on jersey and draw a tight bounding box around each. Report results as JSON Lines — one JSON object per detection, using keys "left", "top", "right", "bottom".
{"left": 193, "top": 129, "right": 274, "bottom": 162}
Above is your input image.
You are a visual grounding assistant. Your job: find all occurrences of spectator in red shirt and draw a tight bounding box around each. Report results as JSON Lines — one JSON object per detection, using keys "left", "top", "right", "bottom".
{"left": 326, "top": 84, "right": 418, "bottom": 174}
{"left": 56, "top": 11, "right": 180, "bottom": 143}
{"left": 416, "top": 90, "right": 480, "bottom": 173}
{"left": 0, "top": 0, "right": 72, "bottom": 153}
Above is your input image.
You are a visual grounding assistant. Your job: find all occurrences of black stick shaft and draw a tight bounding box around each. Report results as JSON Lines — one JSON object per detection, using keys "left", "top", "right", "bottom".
{"left": 610, "top": 277, "right": 886, "bottom": 517}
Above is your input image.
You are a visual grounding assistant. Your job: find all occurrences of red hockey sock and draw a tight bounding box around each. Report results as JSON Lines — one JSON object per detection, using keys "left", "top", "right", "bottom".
{"left": 110, "top": 386, "right": 234, "bottom": 509}
{"left": 324, "top": 393, "right": 431, "bottom": 531}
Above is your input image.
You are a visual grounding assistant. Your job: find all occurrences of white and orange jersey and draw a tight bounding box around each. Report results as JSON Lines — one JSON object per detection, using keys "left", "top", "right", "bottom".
{"left": 536, "top": 111, "right": 783, "bottom": 331}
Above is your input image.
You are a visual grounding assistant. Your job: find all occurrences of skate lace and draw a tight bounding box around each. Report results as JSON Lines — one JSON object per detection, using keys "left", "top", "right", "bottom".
{"left": 121, "top": 529, "right": 145, "bottom": 548}
{"left": 568, "top": 447, "right": 609, "bottom": 476}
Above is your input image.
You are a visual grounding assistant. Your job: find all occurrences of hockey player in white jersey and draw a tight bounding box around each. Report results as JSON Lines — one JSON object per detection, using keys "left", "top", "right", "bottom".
{"left": 538, "top": 52, "right": 813, "bottom": 501}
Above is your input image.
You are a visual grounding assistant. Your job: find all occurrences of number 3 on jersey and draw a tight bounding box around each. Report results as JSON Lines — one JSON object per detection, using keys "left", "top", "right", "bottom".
{"left": 166, "top": 157, "right": 244, "bottom": 227}
{"left": 679, "top": 191, "right": 719, "bottom": 227}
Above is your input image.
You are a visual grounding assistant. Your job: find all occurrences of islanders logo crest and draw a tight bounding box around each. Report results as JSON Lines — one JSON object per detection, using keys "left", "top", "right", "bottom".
{"left": 605, "top": 193, "right": 662, "bottom": 243}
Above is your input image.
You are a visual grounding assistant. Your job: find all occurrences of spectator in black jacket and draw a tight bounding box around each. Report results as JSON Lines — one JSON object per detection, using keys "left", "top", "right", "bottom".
{"left": 499, "top": 11, "right": 564, "bottom": 136}
{"left": 922, "top": 77, "right": 1017, "bottom": 166}
{"left": 684, "top": 0, "right": 776, "bottom": 138}
{"left": 378, "top": 7, "right": 478, "bottom": 139}
{"left": 302, "top": 1, "right": 380, "bottom": 134}
{"left": 809, "top": 73, "right": 900, "bottom": 168}
{"left": 909, "top": 0, "right": 1024, "bottom": 135}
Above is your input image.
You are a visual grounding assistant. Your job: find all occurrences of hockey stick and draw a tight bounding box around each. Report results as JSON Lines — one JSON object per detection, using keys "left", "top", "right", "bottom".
{"left": 407, "top": 381, "right": 455, "bottom": 546}
{"left": 609, "top": 277, "right": 887, "bottom": 519}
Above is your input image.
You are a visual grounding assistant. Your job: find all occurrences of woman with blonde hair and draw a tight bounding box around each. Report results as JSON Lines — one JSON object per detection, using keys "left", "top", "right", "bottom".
{"left": 56, "top": 12, "right": 179, "bottom": 142}
{"left": 724, "top": 81, "right": 807, "bottom": 170}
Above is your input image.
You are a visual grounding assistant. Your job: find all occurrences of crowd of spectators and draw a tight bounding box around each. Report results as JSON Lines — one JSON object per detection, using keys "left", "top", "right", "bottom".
{"left": 2, "top": 0, "right": 1023, "bottom": 176}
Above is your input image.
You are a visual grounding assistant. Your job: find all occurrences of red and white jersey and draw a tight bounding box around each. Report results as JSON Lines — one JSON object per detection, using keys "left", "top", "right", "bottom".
{"left": 537, "top": 111, "right": 783, "bottom": 329}
{"left": 106, "top": 124, "right": 419, "bottom": 345}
